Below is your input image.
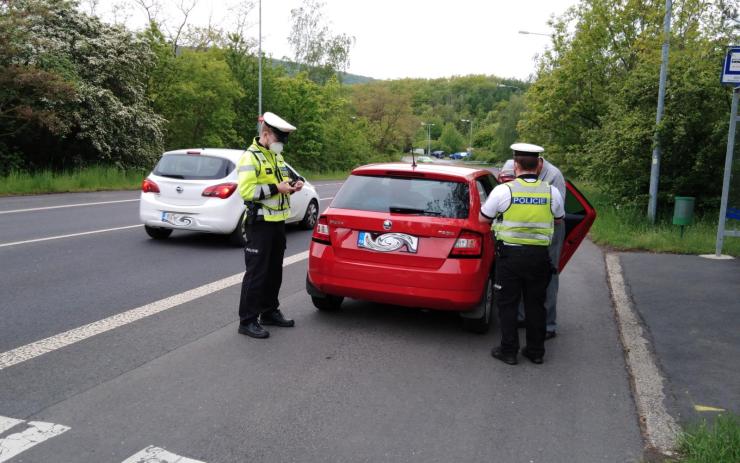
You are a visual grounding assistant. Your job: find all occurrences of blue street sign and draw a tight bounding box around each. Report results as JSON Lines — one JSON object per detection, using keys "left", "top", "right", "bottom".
{"left": 721, "top": 46, "right": 740, "bottom": 85}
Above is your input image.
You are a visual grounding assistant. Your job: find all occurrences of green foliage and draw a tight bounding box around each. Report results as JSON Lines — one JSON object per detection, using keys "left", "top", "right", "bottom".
{"left": 579, "top": 181, "right": 740, "bottom": 256}
{"left": 0, "top": 166, "right": 149, "bottom": 195}
{"left": 439, "top": 123, "right": 465, "bottom": 153}
{"left": 0, "top": 0, "right": 165, "bottom": 173}
{"left": 676, "top": 414, "right": 740, "bottom": 463}
{"left": 519, "top": 0, "right": 739, "bottom": 213}
{"left": 153, "top": 48, "right": 244, "bottom": 149}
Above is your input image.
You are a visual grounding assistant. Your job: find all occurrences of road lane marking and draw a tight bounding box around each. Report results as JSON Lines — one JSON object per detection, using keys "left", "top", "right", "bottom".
{"left": 122, "top": 446, "right": 205, "bottom": 463}
{"left": 0, "top": 199, "right": 138, "bottom": 215}
{"left": 0, "top": 417, "right": 22, "bottom": 434}
{"left": 0, "top": 224, "right": 142, "bottom": 249}
{"left": 605, "top": 253, "right": 680, "bottom": 455}
{"left": 312, "top": 182, "right": 344, "bottom": 187}
{"left": 0, "top": 251, "right": 309, "bottom": 370}
{"left": 319, "top": 196, "right": 334, "bottom": 201}
{"left": 0, "top": 420, "right": 70, "bottom": 463}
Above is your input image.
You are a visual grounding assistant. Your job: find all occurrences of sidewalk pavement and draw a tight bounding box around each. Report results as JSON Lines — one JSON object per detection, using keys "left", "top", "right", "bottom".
{"left": 617, "top": 252, "right": 740, "bottom": 426}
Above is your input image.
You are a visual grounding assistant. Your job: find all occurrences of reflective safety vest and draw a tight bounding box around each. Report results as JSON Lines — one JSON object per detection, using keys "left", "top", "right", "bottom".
{"left": 493, "top": 178, "right": 554, "bottom": 246}
{"left": 237, "top": 138, "right": 291, "bottom": 222}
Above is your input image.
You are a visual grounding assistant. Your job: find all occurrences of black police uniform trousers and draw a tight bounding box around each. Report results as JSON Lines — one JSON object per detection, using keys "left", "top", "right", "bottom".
{"left": 495, "top": 244, "right": 552, "bottom": 357}
{"left": 238, "top": 219, "right": 286, "bottom": 323}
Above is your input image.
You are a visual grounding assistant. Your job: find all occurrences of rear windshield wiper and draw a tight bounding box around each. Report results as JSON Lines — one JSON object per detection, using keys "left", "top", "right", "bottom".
{"left": 159, "top": 174, "right": 185, "bottom": 179}
{"left": 389, "top": 206, "right": 441, "bottom": 216}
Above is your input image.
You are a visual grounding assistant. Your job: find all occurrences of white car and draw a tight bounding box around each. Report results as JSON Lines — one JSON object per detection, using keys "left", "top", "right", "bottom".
{"left": 140, "top": 148, "right": 320, "bottom": 245}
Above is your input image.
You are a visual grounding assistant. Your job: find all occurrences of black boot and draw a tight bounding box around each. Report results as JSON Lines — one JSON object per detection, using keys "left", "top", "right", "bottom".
{"left": 260, "top": 309, "right": 295, "bottom": 327}
{"left": 238, "top": 320, "right": 269, "bottom": 339}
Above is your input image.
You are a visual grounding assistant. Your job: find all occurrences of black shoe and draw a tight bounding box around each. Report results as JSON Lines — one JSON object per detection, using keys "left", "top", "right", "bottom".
{"left": 521, "top": 347, "right": 544, "bottom": 364}
{"left": 238, "top": 321, "right": 269, "bottom": 339}
{"left": 517, "top": 320, "right": 526, "bottom": 329}
{"left": 545, "top": 331, "right": 557, "bottom": 340}
{"left": 491, "top": 347, "right": 518, "bottom": 365}
{"left": 260, "top": 309, "right": 295, "bottom": 327}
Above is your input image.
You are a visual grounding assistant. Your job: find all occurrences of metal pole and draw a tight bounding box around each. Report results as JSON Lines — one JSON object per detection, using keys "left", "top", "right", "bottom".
{"left": 469, "top": 120, "right": 473, "bottom": 151}
{"left": 647, "top": 0, "right": 672, "bottom": 223}
{"left": 427, "top": 124, "right": 431, "bottom": 156}
{"left": 716, "top": 87, "right": 738, "bottom": 256}
{"left": 258, "top": 0, "right": 262, "bottom": 122}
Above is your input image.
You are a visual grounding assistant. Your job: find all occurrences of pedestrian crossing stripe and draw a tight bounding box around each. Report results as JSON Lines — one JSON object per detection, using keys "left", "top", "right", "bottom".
{"left": 0, "top": 419, "right": 70, "bottom": 463}
{"left": 122, "top": 445, "right": 205, "bottom": 463}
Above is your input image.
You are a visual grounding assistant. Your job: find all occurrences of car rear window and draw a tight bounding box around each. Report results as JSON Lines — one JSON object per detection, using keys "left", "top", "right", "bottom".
{"left": 153, "top": 154, "right": 234, "bottom": 180}
{"left": 332, "top": 174, "right": 470, "bottom": 219}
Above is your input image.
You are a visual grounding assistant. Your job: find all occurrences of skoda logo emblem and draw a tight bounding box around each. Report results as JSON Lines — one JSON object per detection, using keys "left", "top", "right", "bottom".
{"left": 176, "top": 186, "right": 183, "bottom": 193}
{"left": 383, "top": 219, "right": 392, "bottom": 230}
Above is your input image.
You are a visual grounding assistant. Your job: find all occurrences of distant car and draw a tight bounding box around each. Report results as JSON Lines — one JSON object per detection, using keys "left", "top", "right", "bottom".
{"left": 416, "top": 155, "right": 433, "bottom": 163}
{"left": 449, "top": 152, "right": 469, "bottom": 160}
{"left": 140, "top": 148, "right": 320, "bottom": 245}
{"left": 306, "top": 162, "right": 596, "bottom": 333}
{"left": 431, "top": 150, "right": 446, "bottom": 159}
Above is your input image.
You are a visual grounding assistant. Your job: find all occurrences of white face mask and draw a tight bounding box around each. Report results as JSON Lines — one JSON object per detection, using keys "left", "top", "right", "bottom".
{"left": 269, "top": 142, "right": 284, "bottom": 154}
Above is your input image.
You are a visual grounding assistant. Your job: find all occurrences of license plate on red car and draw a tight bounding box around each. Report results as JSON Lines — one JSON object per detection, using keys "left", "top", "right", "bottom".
{"left": 357, "top": 231, "right": 419, "bottom": 253}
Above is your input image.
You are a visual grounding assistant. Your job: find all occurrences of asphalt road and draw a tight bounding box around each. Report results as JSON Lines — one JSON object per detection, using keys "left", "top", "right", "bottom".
{"left": 0, "top": 185, "right": 643, "bottom": 463}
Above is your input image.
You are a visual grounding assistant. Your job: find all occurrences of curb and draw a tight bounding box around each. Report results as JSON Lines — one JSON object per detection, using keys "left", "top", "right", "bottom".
{"left": 604, "top": 253, "right": 681, "bottom": 457}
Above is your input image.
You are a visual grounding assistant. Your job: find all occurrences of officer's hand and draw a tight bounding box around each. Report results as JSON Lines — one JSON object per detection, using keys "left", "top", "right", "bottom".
{"left": 277, "top": 180, "right": 296, "bottom": 194}
{"left": 293, "top": 180, "right": 304, "bottom": 191}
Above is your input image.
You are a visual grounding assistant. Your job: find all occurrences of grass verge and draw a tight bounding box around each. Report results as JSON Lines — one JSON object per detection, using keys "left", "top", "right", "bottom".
{"left": 673, "top": 414, "right": 740, "bottom": 463}
{"left": 0, "top": 167, "right": 149, "bottom": 196}
{"left": 0, "top": 167, "right": 350, "bottom": 196}
{"left": 576, "top": 182, "right": 740, "bottom": 257}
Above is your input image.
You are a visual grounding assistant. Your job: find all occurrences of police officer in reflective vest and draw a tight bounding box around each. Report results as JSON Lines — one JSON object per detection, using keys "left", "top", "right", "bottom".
{"left": 479, "top": 143, "right": 564, "bottom": 365}
{"left": 237, "top": 112, "right": 303, "bottom": 339}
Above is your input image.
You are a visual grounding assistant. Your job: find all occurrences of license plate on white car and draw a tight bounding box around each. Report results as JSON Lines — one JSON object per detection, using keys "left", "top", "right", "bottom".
{"left": 357, "top": 231, "right": 418, "bottom": 253}
{"left": 161, "top": 212, "right": 193, "bottom": 227}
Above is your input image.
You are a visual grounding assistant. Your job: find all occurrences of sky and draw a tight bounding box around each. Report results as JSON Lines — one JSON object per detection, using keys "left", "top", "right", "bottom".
{"left": 88, "top": 0, "right": 578, "bottom": 81}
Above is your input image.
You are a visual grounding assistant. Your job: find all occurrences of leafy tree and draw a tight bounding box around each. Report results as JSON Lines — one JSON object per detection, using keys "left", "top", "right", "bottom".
{"left": 439, "top": 123, "right": 465, "bottom": 153}
{"left": 288, "top": 0, "right": 354, "bottom": 84}
{"left": 153, "top": 48, "right": 243, "bottom": 149}
{"left": 352, "top": 82, "right": 418, "bottom": 154}
{"left": 0, "top": 0, "right": 165, "bottom": 171}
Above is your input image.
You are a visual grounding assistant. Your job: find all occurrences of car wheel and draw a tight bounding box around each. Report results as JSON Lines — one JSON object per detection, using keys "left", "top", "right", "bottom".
{"left": 300, "top": 199, "right": 319, "bottom": 230}
{"left": 462, "top": 274, "right": 494, "bottom": 334}
{"left": 229, "top": 212, "right": 247, "bottom": 247}
{"left": 145, "top": 225, "right": 173, "bottom": 240}
{"left": 311, "top": 295, "right": 343, "bottom": 311}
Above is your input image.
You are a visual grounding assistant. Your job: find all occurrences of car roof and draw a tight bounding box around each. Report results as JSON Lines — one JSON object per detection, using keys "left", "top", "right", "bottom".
{"left": 351, "top": 162, "right": 488, "bottom": 181}
{"left": 163, "top": 148, "right": 246, "bottom": 163}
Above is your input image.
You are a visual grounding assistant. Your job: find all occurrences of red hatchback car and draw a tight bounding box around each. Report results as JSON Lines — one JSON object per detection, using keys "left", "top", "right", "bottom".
{"left": 306, "top": 163, "right": 595, "bottom": 333}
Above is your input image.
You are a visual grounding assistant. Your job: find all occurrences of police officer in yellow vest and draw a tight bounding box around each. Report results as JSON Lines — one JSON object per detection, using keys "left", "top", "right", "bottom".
{"left": 479, "top": 143, "right": 564, "bottom": 365}
{"left": 237, "top": 112, "right": 303, "bottom": 339}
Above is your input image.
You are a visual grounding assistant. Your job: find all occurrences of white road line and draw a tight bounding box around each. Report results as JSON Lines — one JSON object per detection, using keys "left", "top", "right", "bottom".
{"left": 312, "top": 182, "right": 344, "bottom": 187}
{"left": 0, "top": 199, "right": 138, "bottom": 215}
{"left": 0, "top": 420, "right": 70, "bottom": 463}
{"left": 0, "top": 251, "right": 310, "bottom": 371}
{"left": 0, "top": 417, "right": 22, "bottom": 434}
{"left": 122, "top": 446, "right": 205, "bottom": 463}
{"left": 0, "top": 224, "right": 142, "bottom": 249}
{"left": 605, "top": 253, "right": 680, "bottom": 455}
{"left": 319, "top": 196, "right": 334, "bottom": 201}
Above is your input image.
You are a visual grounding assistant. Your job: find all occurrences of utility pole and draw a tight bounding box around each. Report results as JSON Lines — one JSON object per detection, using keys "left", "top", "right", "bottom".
{"left": 647, "top": 0, "right": 673, "bottom": 223}
{"left": 461, "top": 119, "right": 473, "bottom": 151}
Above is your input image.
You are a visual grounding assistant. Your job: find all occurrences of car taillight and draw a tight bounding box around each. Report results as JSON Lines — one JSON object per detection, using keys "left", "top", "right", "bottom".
{"left": 312, "top": 216, "right": 331, "bottom": 244}
{"left": 450, "top": 230, "right": 482, "bottom": 257}
{"left": 142, "top": 178, "right": 160, "bottom": 193}
{"left": 202, "top": 182, "right": 237, "bottom": 199}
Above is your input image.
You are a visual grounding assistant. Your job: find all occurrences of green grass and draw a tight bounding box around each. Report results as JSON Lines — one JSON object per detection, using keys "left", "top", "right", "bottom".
{"left": 673, "top": 414, "right": 740, "bottom": 463}
{"left": 0, "top": 167, "right": 149, "bottom": 196}
{"left": 0, "top": 166, "right": 350, "bottom": 196}
{"left": 576, "top": 182, "right": 740, "bottom": 257}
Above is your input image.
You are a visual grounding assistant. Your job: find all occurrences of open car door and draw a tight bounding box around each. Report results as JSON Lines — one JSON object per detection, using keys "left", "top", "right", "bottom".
{"left": 559, "top": 181, "right": 597, "bottom": 271}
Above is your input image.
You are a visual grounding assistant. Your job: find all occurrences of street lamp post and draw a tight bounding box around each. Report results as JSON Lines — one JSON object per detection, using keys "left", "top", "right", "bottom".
{"left": 257, "top": 0, "right": 262, "bottom": 132}
{"left": 421, "top": 122, "right": 435, "bottom": 156}
{"left": 461, "top": 119, "right": 473, "bottom": 152}
{"left": 518, "top": 30, "right": 550, "bottom": 37}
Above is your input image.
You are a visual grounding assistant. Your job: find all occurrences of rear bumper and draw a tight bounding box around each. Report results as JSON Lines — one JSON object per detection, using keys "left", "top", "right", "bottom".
{"left": 139, "top": 193, "right": 243, "bottom": 234}
{"left": 307, "top": 242, "right": 489, "bottom": 311}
